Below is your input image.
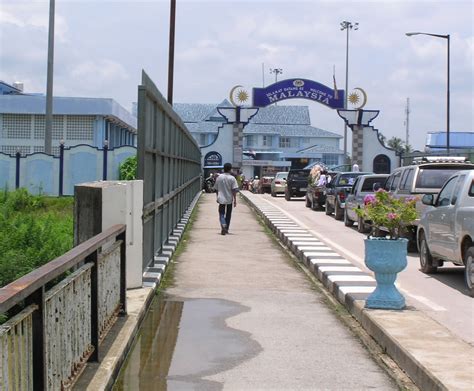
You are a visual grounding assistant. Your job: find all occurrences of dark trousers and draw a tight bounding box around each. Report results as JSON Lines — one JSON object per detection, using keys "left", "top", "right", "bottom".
{"left": 218, "top": 203, "right": 233, "bottom": 229}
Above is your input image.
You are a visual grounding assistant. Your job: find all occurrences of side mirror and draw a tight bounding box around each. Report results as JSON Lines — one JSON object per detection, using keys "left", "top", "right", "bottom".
{"left": 422, "top": 194, "right": 434, "bottom": 206}
{"left": 373, "top": 182, "right": 381, "bottom": 191}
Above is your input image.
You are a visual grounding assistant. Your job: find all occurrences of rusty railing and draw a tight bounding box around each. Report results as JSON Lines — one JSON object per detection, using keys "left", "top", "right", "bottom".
{"left": 0, "top": 224, "right": 126, "bottom": 390}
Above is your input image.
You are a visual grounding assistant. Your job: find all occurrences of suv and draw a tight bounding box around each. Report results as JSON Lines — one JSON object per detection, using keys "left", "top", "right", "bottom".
{"left": 285, "top": 169, "right": 310, "bottom": 201}
{"left": 383, "top": 156, "right": 474, "bottom": 241}
{"left": 325, "top": 171, "right": 372, "bottom": 220}
{"left": 344, "top": 174, "right": 389, "bottom": 232}
{"left": 417, "top": 170, "right": 474, "bottom": 296}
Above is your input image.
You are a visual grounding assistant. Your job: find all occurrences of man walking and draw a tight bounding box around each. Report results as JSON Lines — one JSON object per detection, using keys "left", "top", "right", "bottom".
{"left": 214, "top": 163, "right": 239, "bottom": 235}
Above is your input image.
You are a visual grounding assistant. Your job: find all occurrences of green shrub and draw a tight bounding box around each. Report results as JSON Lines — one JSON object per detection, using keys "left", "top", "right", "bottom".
{"left": 119, "top": 155, "right": 137, "bottom": 180}
{"left": 0, "top": 189, "right": 73, "bottom": 288}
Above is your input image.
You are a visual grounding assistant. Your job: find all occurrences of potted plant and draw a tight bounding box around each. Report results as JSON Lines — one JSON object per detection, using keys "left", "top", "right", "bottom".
{"left": 356, "top": 189, "right": 418, "bottom": 309}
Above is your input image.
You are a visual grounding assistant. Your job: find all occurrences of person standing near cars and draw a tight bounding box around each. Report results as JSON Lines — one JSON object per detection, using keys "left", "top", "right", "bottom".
{"left": 215, "top": 163, "right": 239, "bottom": 235}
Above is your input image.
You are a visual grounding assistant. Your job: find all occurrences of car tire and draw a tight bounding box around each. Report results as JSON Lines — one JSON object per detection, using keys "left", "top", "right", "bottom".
{"left": 344, "top": 209, "right": 354, "bottom": 227}
{"left": 325, "top": 202, "right": 332, "bottom": 215}
{"left": 419, "top": 233, "right": 437, "bottom": 274}
{"left": 311, "top": 198, "right": 318, "bottom": 211}
{"left": 285, "top": 191, "right": 291, "bottom": 201}
{"left": 463, "top": 246, "right": 474, "bottom": 297}
{"left": 305, "top": 196, "right": 311, "bottom": 207}
{"left": 357, "top": 216, "right": 370, "bottom": 233}
{"left": 271, "top": 190, "right": 276, "bottom": 197}
{"left": 334, "top": 202, "right": 343, "bottom": 220}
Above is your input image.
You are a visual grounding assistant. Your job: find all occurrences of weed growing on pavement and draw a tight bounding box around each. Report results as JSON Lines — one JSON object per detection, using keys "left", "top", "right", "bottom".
{"left": 156, "top": 201, "right": 200, "bottom": 296}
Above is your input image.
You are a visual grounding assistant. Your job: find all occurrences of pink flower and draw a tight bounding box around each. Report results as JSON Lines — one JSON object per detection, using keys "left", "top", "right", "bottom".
{"left": 387, "top": 212, "right": 398, "bottom": 220}
{"left": 364, "top": 194, "right": 376, "bottom": 205}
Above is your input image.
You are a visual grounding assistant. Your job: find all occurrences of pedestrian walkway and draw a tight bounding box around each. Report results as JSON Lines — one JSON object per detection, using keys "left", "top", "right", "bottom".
{"left": 78, "top": 191, "right": 473, "bottom": 390}
{"left": 151, "top": 193, "right": 398, "bottom": 390}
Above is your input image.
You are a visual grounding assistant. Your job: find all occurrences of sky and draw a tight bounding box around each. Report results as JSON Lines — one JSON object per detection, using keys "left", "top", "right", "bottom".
{"left": 1, "top": 0, "right": 473, "bottom": 152}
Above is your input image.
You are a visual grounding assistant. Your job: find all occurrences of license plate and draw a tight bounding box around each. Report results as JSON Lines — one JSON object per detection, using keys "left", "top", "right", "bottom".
{"left": 300, "top": 188, "right": 307, "bottom": 192}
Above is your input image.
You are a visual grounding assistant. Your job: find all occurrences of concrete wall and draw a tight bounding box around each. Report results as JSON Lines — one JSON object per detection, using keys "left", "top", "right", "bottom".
{"left": 0, "top": 144, "right": 136, "bottom": 195}
{"left": 361, "top": 126, "right": 399, "bottom": 173}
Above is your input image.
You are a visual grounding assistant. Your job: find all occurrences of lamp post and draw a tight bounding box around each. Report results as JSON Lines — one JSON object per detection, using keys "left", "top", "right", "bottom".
{"left": 406, "top": 32, "right": 450, "bottom": 155}
{"left": 269, "top": 68, "right": 283, "bottom": 83}
{"left": 340, "top": 21, "right": 358, "bottom": 160}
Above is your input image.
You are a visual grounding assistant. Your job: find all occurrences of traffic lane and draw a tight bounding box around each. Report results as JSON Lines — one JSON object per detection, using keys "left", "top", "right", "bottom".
{"left": 259, "top": 193, "right": 474, "bottom": 345}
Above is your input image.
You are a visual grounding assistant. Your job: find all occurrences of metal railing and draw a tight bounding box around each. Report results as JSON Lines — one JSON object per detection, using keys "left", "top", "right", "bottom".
{"left": 137, "top": 71, "right": 201, "bottom": 268}
{"left": 0, "top": 224, "right": 126, "bottom": 390}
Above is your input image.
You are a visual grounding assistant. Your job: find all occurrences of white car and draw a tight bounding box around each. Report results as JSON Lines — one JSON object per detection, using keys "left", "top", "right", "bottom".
{"left": 417, "top": 169, "right": 474, "bottom": 296}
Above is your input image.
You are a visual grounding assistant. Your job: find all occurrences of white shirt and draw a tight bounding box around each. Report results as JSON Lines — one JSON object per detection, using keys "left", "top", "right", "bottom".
{"left": 215, "top": 173, "right": 239, "bottom": 204}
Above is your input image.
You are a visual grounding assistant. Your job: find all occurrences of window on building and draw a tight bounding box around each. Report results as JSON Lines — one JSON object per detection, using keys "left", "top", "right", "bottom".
{"left": 262, "top": 135, "right": 272, "bottom": 147}
{"left": 322, "top": 154, "right": 338, "bottom": 166}
{"left": 279, "top": 137, "right": 290, "bottom": 148}
{"left": 244, "top": 135, "right": 255, "bottom": 147}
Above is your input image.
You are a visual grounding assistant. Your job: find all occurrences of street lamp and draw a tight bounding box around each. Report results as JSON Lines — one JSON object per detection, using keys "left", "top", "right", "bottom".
{"left": 340, "top": 21, "right": 358, "bottom": 160}
{"left": 406, "top": 32, "right": 450, "bottom": 154}
{"left": 45, "top": 0, "right": 55, "bottom": 155}
{"left": 269, "top": 68, "right": 283, "bottom": 83}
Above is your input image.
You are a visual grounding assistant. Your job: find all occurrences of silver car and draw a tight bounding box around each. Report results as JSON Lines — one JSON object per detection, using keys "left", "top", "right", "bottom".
{"left": 271, "top": 172, "right": 288, "bottom": 197}
{"left": 417, "top": 169, "right": 474, "bottom": 296}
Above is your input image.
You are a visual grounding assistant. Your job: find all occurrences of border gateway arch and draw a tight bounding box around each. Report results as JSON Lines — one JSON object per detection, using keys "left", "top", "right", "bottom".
{"left": 252, "top": 78, "right": 345, "bottom": 110}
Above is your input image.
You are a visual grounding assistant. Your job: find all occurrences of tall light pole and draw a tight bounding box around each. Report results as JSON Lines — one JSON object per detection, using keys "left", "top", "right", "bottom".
{"left": 406, "top": 32, "right": 450, "bottom": 155}
{"left": 45, "top": 0, "right": 55, "bottom": 154}
{"left": 269, "top": 68, "right": 283, "bottom": 83}
{"left": 340, "top": 21, "right": 358, "bottom": 161}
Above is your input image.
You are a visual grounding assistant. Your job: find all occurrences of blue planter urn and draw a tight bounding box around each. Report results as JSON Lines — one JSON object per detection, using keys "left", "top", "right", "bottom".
{"left": 364, "top": 238, "right": 408, "bottom": 310}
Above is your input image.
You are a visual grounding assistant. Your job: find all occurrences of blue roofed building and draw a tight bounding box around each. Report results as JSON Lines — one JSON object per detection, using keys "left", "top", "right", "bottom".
{"left": 425, "top": 131, "right": 474, "bottom": 151}
{"left": 174, "top": 100, "right": 344, "bottom": 178}
{"left": 0, "top": 81, "right": 137, "bottom": 156}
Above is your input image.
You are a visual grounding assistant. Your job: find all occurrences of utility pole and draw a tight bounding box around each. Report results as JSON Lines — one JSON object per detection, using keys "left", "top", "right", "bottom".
{"left": 45, "top": 0, "right": 55, "bottom": 155}
{"left": 405, "top": 97, "right": 410, "bottom": 146}
{"left": 167, "top": 0, "right": 176, "bottom": 105}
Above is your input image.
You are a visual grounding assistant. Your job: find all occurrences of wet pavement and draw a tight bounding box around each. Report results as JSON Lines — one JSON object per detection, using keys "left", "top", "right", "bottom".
{"left": 114, "top": 298, "right": 260, "bottom": 390}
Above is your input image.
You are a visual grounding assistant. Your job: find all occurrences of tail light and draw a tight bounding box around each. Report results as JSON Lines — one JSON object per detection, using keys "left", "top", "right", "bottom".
{"left": 275, "top": 181, "right": 281, "bottom": 185}
{"left": 338, "top": 191, "right": 346, "bottom": 202}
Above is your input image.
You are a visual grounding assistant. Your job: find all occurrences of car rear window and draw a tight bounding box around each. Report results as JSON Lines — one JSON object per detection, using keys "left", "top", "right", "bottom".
{"left": 336, "top": 173, "right": 364, "bottom": 186}
{"left": 469, "top": 180, "right": 474, "bottom": 197}
{"left": 361, "top": 177, "right": 384, "bottom": 192}
{"left": 416, "top": 168, "right": 468, "bottom": 189}
{"left": 289, "top": 170, "right": 309, "bottom": 180}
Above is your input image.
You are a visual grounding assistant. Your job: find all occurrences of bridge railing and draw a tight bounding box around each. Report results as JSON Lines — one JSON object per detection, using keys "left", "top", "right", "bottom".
{"left": 0, "top": 224, "right": 126, "bottom": 390}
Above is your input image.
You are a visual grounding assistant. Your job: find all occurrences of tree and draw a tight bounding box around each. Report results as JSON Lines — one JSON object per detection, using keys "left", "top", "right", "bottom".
{"left": 387, "top": 137, "right": 408, "bottom": 154}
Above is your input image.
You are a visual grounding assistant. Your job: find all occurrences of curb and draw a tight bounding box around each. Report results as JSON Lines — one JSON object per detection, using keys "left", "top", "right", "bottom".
{"left": 241, "top": 191, "right": 473, "bottom": 391}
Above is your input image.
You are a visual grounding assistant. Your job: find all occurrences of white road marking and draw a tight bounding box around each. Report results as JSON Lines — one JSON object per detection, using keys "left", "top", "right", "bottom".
{"left": 400, "top": 289, "right": 447, "bottom": 311}
{"left": 328, "top": 275, "right": 375, "bottom": 282}
{"left": 310, "top": 259, "right": 351, "bottom": 265}
{"left": 339, "top": 286, "right": 375, "bottom": 294}
{"left": 318, "top": 266, "right": 362, "bottom": 272}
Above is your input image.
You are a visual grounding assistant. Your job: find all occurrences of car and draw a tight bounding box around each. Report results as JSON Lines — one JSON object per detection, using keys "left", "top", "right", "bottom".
{"left": 271, "top": 172, "right": 288, "bottom": 196}
{"left": 417, "top": 169, "right": 474, "bottom": 296}
{"left": 285, "top": 169, "right": 310, "bottom": 201}
{"left": 344, "top": 174, "right": 389, "bottom": 232}
{"left": 383, "top": 156, "right": 474, "bottom": 243}
{"left": 325, "top": 171, "right": 372, "bottom": 220}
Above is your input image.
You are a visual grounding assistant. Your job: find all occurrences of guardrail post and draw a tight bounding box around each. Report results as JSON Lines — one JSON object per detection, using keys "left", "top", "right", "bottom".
{"left": 88, "top": 250, "right": 99, "bottom": 362}
{"left": 118, "top": 230, "right": 127, "bottom": 315}
{"left": 26, "top": 287, "right": 46, "bottom": 391}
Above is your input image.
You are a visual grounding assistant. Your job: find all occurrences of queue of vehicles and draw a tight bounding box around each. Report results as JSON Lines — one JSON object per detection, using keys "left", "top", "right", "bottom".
{"left": 263, "top": 157, "right": 474, "bottom": 296}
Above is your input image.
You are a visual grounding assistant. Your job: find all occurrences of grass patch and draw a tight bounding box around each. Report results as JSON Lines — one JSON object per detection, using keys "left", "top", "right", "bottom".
{"left": 0, "top": 189, "right": 74, "bottom": 288}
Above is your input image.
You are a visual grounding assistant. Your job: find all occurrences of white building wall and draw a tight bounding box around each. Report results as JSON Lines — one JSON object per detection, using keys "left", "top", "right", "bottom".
{"left": 361, "top": 127, "right": 399, "bottom": 172}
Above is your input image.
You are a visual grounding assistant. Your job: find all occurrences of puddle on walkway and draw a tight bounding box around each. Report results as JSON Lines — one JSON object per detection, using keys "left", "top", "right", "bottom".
{"left": 113, "top": 297, "right": 260, "bottom": 391}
